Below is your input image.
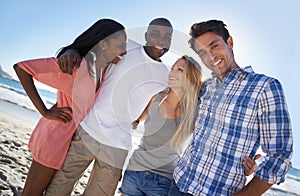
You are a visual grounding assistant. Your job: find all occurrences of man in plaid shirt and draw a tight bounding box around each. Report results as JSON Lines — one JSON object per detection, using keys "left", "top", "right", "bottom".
{"left": 170, "top": 20, "right": 293, "bottom": 195}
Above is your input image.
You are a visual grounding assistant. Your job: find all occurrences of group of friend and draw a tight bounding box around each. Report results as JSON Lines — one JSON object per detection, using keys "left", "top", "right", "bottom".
{"left": 14, "top": 17, "right": 293, "bottom": 196}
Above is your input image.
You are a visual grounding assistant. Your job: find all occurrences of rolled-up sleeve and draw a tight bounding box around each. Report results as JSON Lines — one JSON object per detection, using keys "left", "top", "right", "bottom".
{"left": 17, "top": 57, "right": 74, "bottom": 94}
{"left": 256, "top": 78, "right": 293, "bottom": 184}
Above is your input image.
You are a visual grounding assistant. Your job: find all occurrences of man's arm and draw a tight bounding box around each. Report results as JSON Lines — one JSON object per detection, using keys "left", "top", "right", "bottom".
{"left": 235, "top": 176, "right": 272, "bottom": 195}
{"left": 57, "top": 49, "right": 81, "bottom": 75}
{"left": 237, "top": 78, "right": 293, "bottom": 195}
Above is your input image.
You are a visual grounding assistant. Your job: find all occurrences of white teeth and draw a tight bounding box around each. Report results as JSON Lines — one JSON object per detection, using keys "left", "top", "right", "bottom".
{"left": 155, "top": 46, "right": 164, "bottom": 50}
{"left": 169, "top": 77, "right": 177, "bottom": 81}
{"left": 212, "top": 59, "right": 221, "bottom": 66}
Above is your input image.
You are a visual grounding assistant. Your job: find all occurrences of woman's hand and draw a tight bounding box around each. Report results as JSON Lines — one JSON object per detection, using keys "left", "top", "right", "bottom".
{"left": 243, "top": 154, "right": 261, "bottom": 176}
{"left": 131, "top": 119, "right": 139, "bottom": 129}
{"left": 41, "top": 104, "right": 72, "bottom": 123}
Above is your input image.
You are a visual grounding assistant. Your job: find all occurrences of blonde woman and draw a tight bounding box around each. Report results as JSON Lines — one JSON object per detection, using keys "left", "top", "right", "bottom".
{"left": 119, "top": 56, "right": 258, "bottom": 196}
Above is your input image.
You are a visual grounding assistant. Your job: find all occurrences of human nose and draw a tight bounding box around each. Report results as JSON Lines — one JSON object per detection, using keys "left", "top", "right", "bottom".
{"left": 207, "top": 51, "right": 216, "bottom": 61}
{"left": 156, "top": 36, "right": 169, "bottom": 48}
{"left": 120, "top": 47, "right": 127, "bottom": 56}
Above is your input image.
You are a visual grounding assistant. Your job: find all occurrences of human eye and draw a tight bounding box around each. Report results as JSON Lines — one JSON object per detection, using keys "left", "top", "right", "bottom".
{"left": 212, "top": 43, "right": 219, "bottom": 49}
{"left": 164, "top": 35, "right": 172, "bottom": 42}
{"left": 150, "top": 32, "right": 159, "bottom": 38}
{"left": 119, "top": 44, "right": 125, "bottom": 50}
{"left": 178, "top": 68, "right": 184, "bottom": 72}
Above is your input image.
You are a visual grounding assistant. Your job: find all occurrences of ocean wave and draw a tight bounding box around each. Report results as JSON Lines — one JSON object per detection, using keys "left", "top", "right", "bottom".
{"left": 0, "top": 98, "right": 37, "bottom": 112}
{"left": 0, "top": 83, "right": 27, "bottom": 97}
{"left": 286, "top": 174, "right": 300, "bottom": 183}
{"left": 0, "top": 79, "right": 56, "bottom": 111}
{"left": 266, "top": 187, "right": 300, "bottom": 196}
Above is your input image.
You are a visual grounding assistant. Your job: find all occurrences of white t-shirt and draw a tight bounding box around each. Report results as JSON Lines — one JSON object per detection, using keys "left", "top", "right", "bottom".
{"left": 80, "top": 44, "right": 169, "bottom": 150}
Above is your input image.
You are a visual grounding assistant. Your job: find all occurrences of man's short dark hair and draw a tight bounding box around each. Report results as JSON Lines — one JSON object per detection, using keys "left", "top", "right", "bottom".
{"left": 189, "top": 20, "right": 230, "bottom": 51}
{"left": 148, "top": 18, "right": 173, "bottom": 29}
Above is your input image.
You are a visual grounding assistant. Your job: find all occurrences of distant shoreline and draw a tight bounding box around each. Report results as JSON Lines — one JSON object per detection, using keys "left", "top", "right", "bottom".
{"left": 0, "top": 98, "right": 40, "bottom": 128}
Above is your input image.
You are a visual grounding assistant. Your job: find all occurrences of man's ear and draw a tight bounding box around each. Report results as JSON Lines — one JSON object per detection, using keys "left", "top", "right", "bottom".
{"left": 227, "top": 36, "right": 233, "bottom": 50}
{"left": 144, "top": 32, "right": 148, "bottom": 42}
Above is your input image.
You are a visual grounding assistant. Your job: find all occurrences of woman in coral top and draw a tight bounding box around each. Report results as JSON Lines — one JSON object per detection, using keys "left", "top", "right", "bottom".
{"left": 14, "top": 18, "right": 127, "bottom": 196}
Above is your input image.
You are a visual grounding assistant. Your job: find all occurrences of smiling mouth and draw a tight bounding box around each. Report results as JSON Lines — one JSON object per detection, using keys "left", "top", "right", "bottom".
{"left": 154, "top": 46, "right": 168, "bottom": 54}
{"left": 212, "top": 59, "right": 222, "bottom": 66}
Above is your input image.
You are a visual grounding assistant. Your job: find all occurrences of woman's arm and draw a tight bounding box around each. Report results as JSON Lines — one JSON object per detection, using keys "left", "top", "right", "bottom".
{"left": 14, "top": 64, "right": 72, "bottom": 123}
{"left": 132, "top": 94, "right": 158, "bottom": 129}
{"left": 243, "top": 154, "right": 261, "bottom": 176}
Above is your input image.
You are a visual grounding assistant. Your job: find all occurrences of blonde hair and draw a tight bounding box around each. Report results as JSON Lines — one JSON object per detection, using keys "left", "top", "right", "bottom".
{"left": 170, "top": 55, "right": 203, "bottom": 149}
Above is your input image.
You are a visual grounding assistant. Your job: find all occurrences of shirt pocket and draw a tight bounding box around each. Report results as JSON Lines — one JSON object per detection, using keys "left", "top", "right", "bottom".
{"left": 224, "top": 95, "right": 257, "bottom": 126}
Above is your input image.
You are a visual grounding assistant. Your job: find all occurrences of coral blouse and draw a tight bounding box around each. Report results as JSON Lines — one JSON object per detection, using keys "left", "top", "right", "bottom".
{"left": 17, "top": 57, "right": 100, "bottom": 169}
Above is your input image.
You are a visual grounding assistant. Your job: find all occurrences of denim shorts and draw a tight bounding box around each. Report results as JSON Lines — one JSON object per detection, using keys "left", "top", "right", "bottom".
{"left": 167, "top": 180, "right": 193, "bottom": 196}
{"left": 119, "top": 170, "right": 172, "bottom": 196}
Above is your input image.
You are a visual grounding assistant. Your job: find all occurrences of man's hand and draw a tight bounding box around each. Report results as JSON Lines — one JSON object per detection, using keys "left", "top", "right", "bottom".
{"left": 57, "top": 49, "right": 81, "bottom": 75}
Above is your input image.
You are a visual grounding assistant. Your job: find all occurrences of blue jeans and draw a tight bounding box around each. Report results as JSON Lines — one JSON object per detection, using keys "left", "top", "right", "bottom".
{"left": 119, "top": 170, "right": 172, "bottom": 196}
{"left": 168, "top": 180, "right": 192, "bottom": 196}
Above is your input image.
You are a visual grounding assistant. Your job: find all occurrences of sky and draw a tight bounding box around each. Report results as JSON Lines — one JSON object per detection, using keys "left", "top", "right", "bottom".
{"left": 1, "top": 0, "right": 299, "bottom": 168}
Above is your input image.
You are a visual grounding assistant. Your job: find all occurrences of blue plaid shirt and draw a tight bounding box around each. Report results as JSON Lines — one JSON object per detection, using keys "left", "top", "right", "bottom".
{"left": 173, "top": 66, "right": 293, "bottom": 195}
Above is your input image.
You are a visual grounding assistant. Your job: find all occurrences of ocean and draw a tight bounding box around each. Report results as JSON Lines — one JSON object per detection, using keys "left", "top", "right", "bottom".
{"left": 0, "top": 77, "right": 56, "bottom": 111}
{"left": 0, "top": 76, "right": 299, "bottom": 195}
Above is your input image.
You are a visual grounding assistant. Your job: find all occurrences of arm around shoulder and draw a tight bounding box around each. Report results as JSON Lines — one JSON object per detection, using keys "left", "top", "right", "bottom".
{"left": 57, "top": 49, "right": 81, "bottom": 75}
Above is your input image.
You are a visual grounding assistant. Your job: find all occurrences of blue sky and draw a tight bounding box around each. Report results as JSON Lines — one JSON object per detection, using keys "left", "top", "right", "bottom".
{"left": 1, "top": 0, "right": 299, "bottom": 168}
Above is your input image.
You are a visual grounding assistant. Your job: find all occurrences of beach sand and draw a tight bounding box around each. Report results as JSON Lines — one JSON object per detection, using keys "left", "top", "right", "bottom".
{"left": 0, "top": 100, "right": 98, "bottom": 196}
{"left": 0, "top": 108, "right": 33, "bottom": 195}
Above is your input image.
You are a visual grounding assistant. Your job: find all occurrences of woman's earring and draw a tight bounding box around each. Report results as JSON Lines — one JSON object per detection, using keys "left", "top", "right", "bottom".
{"left": 102, "top": 47, "right": 106, "bottom": 51}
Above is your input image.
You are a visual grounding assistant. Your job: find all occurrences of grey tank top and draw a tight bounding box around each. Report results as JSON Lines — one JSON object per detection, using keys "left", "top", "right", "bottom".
{"left": 126, "top": 92, "right": 181, "bottom": 179}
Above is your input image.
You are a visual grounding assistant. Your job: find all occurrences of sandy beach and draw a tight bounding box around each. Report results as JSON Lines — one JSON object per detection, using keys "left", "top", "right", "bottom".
{"left": 0, "top": 104, "right": 33, "bottom": 195}
{"left": 0, "top": 100, "right": 96, "bottom": 196}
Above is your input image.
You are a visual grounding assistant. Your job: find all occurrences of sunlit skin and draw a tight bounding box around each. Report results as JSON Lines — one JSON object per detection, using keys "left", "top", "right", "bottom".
{"left": 144, "top": 25, "right": 173, "bottom": 61}
{"left": 194, "top": 32, "right": 239, "bottom": 80}
{"left": 98, "top": 31, "right": 127, "bottom": 65}
{"left": 129, "top": 58, "right": 259, "bottom": 189}
{"left": 168, "top": 58, "right": 186, "bottom": 89}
